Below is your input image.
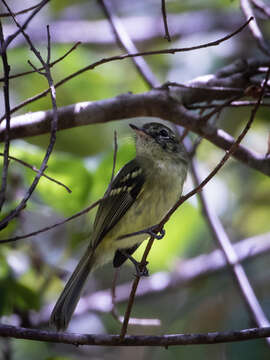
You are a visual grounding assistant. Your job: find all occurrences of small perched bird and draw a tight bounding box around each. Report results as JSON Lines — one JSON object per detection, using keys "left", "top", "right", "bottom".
{"left": 50, "top": 122, "right": 188, "bottom": 330}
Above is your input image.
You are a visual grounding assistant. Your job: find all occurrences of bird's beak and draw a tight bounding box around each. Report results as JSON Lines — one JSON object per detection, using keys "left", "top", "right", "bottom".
{"left": 129, "top": 123, "right": 148, "bottom": 137}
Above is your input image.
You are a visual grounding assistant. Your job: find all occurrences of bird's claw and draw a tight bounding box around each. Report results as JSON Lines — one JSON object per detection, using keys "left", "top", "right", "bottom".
{"left": 134, "top": 261, "right": 149, "bottom": 277}
{"left": 147, "top": 227, "right": 165, "bottom": 240}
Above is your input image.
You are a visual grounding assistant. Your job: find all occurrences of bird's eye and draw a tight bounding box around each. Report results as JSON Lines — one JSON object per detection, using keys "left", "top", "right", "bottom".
{"left": 159, "top": 129, "right": 169, "bottom": 137}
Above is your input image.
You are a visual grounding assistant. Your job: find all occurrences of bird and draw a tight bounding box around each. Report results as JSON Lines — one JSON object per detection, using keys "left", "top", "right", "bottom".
{"left": 50, "top": 122, "right": 189, "bottom": 330}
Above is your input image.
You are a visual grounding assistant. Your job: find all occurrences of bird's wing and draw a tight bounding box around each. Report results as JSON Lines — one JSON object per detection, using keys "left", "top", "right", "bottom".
{"left": 91, "top": 159, "right": 145, "bottom": 249}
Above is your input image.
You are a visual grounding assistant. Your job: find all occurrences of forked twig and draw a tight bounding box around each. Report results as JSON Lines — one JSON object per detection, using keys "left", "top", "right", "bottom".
{"left": 0, "top": 42, "right": 81, "bottom": 82}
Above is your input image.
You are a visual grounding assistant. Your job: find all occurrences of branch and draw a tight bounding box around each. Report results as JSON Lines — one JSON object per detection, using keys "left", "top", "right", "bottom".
{"left": 1, "top": 323, "right": 270, "bottom": 346}
{"left": 1, "top": 89, "right": 269, "bottom": 176}
{"left": 0, "top": 18, "right": 253, "bottom": 121}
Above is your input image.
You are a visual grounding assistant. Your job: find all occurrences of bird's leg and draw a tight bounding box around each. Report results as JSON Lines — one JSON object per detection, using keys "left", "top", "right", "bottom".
{"left": 119, "top": 250, "right": 149, "bottom": 277}
{"left": 116, "top": 226, "right": 165, "bottom": 242}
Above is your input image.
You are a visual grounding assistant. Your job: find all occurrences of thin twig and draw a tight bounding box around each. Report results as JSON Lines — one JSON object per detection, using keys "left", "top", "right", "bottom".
{"left": 199, "top": 95, "right": 243, "bottom": 125}
{"left": 0, "top": 2, "right": 58, "bottom": 230}
{"left": 0, "top": 20, "right": 11, "bottom": 212}
{"left": 0, "top": 42, "right": 81, "bottom": 82}
{"left": 109, "top": 131, "right": 118, "bottom": 188}
{"left": 161, "top": 0, "right": 171, "bottom": 41}
{"left": 161, "top": 80, "right": 246, "bottom": 95}
{"left": 0, "top": 17, "right": 253, "bottom": 121}
{"left": 0, "top": 198, "right": 102, "bottom": 244}
{"left": 46, "top": 25, "right": 51, "bottom": 65}
{"left": 0, "top": 152, "right": 71, "bottom": 193}
{"left": 110, "top": 267, "right": 160, "bottom": 327}
{"left": 111, "top": 268, "right": 122, "bottom": 323}
{"left": 99, "top": 0, "right": 159, "bottom": 88}
{"left": 120, "top": 236, "right": 155, "bottom": 339}
{"left": 240, "top": 0, "right": 270, "bottom": 55}
{"left": 0, "top": 2, "right": 46, "bottom": 18}
{"left": 187, "top": 100, "right": 270, "bottom": 109}
{"left": 5, "top": 0, "right": 50, "bottom": 49}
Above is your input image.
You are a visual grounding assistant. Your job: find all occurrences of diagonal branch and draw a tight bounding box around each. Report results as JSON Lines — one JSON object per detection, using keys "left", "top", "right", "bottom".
{"left": 240, "top": 0, "right": 270, "bottom": 55}
{"left": 99, "top": 0, "right": 159, "bottom": 87}
{"left": 191, "top": 159, "right": 270, "bottom": 342}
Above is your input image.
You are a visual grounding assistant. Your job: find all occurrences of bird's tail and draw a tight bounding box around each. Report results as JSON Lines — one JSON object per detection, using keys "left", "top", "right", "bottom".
{"left": 50, "top": 245, "right": 96, "bottom": 330}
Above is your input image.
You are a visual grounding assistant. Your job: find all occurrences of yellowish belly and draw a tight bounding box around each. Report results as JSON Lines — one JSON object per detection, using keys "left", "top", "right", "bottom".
{"left": 94, "top": 162, "right": 186, "bottom": 267}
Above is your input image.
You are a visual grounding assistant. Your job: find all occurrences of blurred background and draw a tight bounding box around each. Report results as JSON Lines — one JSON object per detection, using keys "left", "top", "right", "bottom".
{"left": 0, "top": 0, "right": 270, "bottom": 359}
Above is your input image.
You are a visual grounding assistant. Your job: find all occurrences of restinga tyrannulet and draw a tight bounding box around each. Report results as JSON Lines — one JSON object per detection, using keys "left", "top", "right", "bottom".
{"left": 50, "top": 122, "right": 188, "bottom": 330}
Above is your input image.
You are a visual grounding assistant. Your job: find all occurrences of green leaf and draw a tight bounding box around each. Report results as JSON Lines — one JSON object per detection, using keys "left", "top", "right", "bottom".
{"left": 11, "top": 143, "right": 93, "bottom": 216}
{"left": 0, "top": 276, "right": 40, "bottom": 315}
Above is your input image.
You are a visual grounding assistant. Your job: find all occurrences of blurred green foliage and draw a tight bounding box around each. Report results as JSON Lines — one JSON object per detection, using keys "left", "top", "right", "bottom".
{"left": 10, "top": 143, "right": 93, "bottom": 216}
{"left": 0, "top": 253, "right": 40, "bottom": 316}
